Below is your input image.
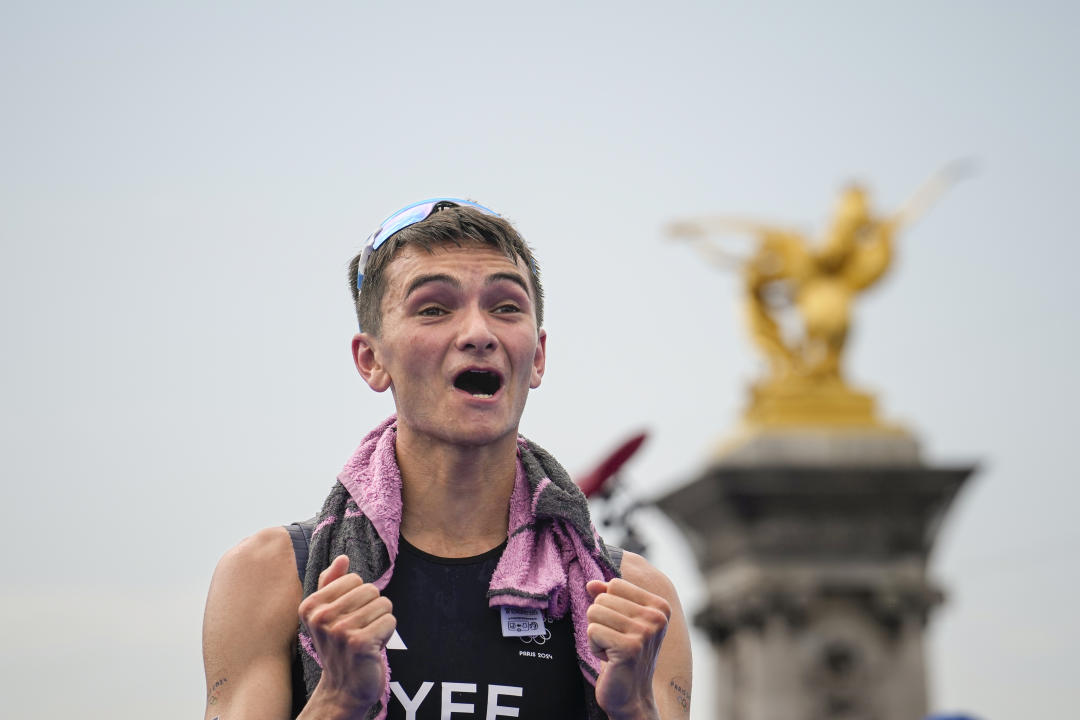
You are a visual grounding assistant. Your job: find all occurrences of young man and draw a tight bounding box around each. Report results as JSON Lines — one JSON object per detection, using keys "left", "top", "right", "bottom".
{"left": 202, "top": 199, "right": 692, "bottom": 719}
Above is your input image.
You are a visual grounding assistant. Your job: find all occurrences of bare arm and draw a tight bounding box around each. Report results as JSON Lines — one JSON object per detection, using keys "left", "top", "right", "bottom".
{"left": 587, "top": 551, "right": 693, "bottom": 720}
{"left": 203, "top": 528, "right": 392, "bottom": 720}
{"left": 202, "top": 527, "right": 302, "bottom": 720}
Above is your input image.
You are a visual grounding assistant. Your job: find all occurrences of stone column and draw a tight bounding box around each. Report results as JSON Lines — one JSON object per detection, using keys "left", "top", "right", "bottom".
{"left": 656, "top": 428, "right": 973, "bottom": 720}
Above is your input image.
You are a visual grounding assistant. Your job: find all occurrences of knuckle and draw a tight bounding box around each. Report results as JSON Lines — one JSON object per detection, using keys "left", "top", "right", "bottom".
{"left": 346, "top": 630, "right": 377, "bottom": 653}
{"left": 348, "top": 583, "right": 373, "bottom": 604}
{"left": 306, "top": 605, "right": 332, "bottom": 629}
{"left": 593, "top": 593, "right": 615, "bottom": 608}
{"left": 654, "top": 598, "right": 672, "bottom": 619}
{"left": 297, "top": 597, "right": 314, "bottom": 619}
{"left": 338, "top": 574, "right": 363, "bottom": 591}
{"left": 645, "top": 606, "right": 670, "bottom": 626}
{"left": 330, "top": 611, "right": 360, "bottom": 634}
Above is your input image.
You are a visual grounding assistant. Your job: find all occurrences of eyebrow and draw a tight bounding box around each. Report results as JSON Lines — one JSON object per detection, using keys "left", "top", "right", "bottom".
{"left": 403, "top": 271, "right": 531, "bottom": 301}
{"left": 486, "top": 271, "right": 531, "bottom": 295}
{"left": 404, "top": 273, "right": 460, "bottom": 300}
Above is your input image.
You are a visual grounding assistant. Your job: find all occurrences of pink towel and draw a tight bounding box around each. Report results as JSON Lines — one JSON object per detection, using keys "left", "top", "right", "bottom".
{"left": 297, "top": 415, "right": 621, "bottom": 720}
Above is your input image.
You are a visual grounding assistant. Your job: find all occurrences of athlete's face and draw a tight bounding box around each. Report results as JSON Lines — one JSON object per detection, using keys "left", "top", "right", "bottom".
{"left": 353, "top": 244, "right": 546, "bottom": 448}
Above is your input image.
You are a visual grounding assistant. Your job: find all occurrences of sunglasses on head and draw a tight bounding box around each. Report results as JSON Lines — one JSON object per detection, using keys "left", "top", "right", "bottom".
{"left": 356, "top": 197, "right": 501, "bottom": 296}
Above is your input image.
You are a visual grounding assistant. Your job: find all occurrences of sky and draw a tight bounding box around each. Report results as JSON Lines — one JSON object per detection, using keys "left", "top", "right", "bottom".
{"left": 2, "top": 1, "right": 1077, "bottom": 718}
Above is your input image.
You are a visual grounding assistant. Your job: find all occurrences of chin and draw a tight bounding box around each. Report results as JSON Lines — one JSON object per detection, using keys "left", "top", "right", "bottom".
{"left": 399, "top": 411, "right": 521, "bottom": 449}
{"left": 445, "top": 421, "right": 519, "bottom": 448}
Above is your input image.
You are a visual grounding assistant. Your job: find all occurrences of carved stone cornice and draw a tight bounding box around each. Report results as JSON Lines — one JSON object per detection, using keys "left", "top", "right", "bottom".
{"left": 656, "top": 463, "right": 974, "bottom": 571}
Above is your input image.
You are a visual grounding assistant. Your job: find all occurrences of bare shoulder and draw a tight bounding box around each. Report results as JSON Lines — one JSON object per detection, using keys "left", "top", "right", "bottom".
{"left": 619, "top": 550, "right": 680, "bottom": 605}
{"left": 202, "top": 526, "right": 302, "bottom": 720}
{"left": 214, "top": 526, "right": 300, "bottom": 595}
{"left": 206, "top": 526, "right": 302, "bottom": 640}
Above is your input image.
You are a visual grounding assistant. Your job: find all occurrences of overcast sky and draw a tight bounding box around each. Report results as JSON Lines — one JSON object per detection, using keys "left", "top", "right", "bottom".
{"left": 2, "top": 2, "right": 1077, "bottom": 718}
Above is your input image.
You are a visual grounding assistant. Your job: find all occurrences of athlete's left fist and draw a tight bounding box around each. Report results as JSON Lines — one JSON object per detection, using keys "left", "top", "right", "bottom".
{"left": 586, "top": 577, "right": 671, "bottom": 720}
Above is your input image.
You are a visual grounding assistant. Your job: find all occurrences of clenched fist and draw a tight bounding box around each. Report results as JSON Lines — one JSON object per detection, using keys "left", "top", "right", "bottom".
{"left": 586, "top": 578, "right": 672, "bottom": 720}
{"left": 298, "top": 555, "right": 397, "bottom": 716}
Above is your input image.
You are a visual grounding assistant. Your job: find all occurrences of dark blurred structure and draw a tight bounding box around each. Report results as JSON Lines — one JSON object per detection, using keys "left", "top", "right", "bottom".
{"left": 578, "top": 432, "right": 650, "bottom": 557}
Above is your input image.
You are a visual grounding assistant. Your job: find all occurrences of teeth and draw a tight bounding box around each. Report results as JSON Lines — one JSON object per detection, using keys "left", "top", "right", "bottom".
{"left": 472, "top": 393, "right": 493, "bottom": 399}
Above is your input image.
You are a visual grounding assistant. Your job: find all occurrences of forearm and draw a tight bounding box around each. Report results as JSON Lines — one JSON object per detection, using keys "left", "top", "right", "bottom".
{"left": 295, "top": 678, "right": 377, "bottom": 720}
{"left": 202, "top": 675, "right": 292, "bottom": 720}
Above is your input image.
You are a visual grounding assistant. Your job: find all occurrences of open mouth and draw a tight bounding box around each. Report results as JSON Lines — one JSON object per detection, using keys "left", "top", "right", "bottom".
{"left": 453, "top": 369, "right": 502, "bottom": 399}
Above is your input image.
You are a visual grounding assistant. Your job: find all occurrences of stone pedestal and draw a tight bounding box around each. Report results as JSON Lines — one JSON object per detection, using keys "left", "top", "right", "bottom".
{"left": 656, "top": 427, "right": 973, "bottom": 720}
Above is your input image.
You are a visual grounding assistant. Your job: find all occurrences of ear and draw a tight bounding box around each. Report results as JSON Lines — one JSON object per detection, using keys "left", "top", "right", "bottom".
{"left": 529, "top": 329, "right": 547, "bottom": 389}
{"left": 352, "top": 333, "right": 392, "bottom": 392}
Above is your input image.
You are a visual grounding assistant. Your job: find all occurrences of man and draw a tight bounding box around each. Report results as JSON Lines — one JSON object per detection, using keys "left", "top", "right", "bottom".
{"left": 202, "top": 199, "right": 692, "bottom": 719}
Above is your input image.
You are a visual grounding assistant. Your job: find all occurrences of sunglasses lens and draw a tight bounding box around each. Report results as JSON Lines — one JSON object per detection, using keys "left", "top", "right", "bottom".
{"left": 371, "top": 201, "right": 439, "bottom": 250}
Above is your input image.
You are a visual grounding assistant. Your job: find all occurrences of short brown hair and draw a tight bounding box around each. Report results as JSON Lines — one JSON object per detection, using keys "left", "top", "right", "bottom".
{"left": 348, "top": 204, "right": 544, "bottom": 337}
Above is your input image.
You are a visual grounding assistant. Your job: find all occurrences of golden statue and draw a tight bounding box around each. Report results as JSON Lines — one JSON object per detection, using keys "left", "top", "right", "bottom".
{"left": 670, "top": 164, "right": 969, "bottom": 428}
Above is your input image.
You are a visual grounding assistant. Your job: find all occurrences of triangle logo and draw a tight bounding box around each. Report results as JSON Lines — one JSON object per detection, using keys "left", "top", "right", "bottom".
{"left": 387, "top": 628, "right": 407, "bottom": 651}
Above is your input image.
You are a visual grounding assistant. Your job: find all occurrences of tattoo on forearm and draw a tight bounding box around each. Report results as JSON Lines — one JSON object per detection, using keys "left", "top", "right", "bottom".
{"left": 207, "top": 676, "right": 228, "bottom": 706}
{"left": 669, "top": 678, "right": 691, "bottom": 711}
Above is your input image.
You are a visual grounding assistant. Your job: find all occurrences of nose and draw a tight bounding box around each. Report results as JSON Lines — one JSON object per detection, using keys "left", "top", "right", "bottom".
{"left": 456, "top": 305, "right": 498, "bottom": 353}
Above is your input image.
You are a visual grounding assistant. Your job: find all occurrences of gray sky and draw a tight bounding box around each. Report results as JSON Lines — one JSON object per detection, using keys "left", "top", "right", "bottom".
{"left": 2, "top": 1, "right": 1077, "bottom": 717}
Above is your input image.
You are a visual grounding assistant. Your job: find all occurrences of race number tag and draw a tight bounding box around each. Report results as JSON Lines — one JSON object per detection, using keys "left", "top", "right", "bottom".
{"left": 499, "top": 606, "right": 545, "bottom": 637}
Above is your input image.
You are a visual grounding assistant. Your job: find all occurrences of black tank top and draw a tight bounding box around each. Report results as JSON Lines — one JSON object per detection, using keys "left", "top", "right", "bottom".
{"left": 380, "top": 536, "right": 587, "bottom": 719}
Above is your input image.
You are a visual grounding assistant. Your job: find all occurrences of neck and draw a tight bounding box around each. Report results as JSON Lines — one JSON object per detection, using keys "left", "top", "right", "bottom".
{"left": 394, "top": 426, "right": 519, "bottom": 558}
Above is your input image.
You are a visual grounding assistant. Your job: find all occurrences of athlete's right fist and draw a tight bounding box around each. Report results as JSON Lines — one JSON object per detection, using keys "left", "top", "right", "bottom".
{"left": 298, "top": 554, "right": 396, "bottom": 716}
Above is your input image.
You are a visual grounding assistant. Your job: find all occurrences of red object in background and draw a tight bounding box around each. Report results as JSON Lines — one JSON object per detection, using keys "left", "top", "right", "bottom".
{"left": 576, "top": 432, "right": 648, "bottom": 498}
